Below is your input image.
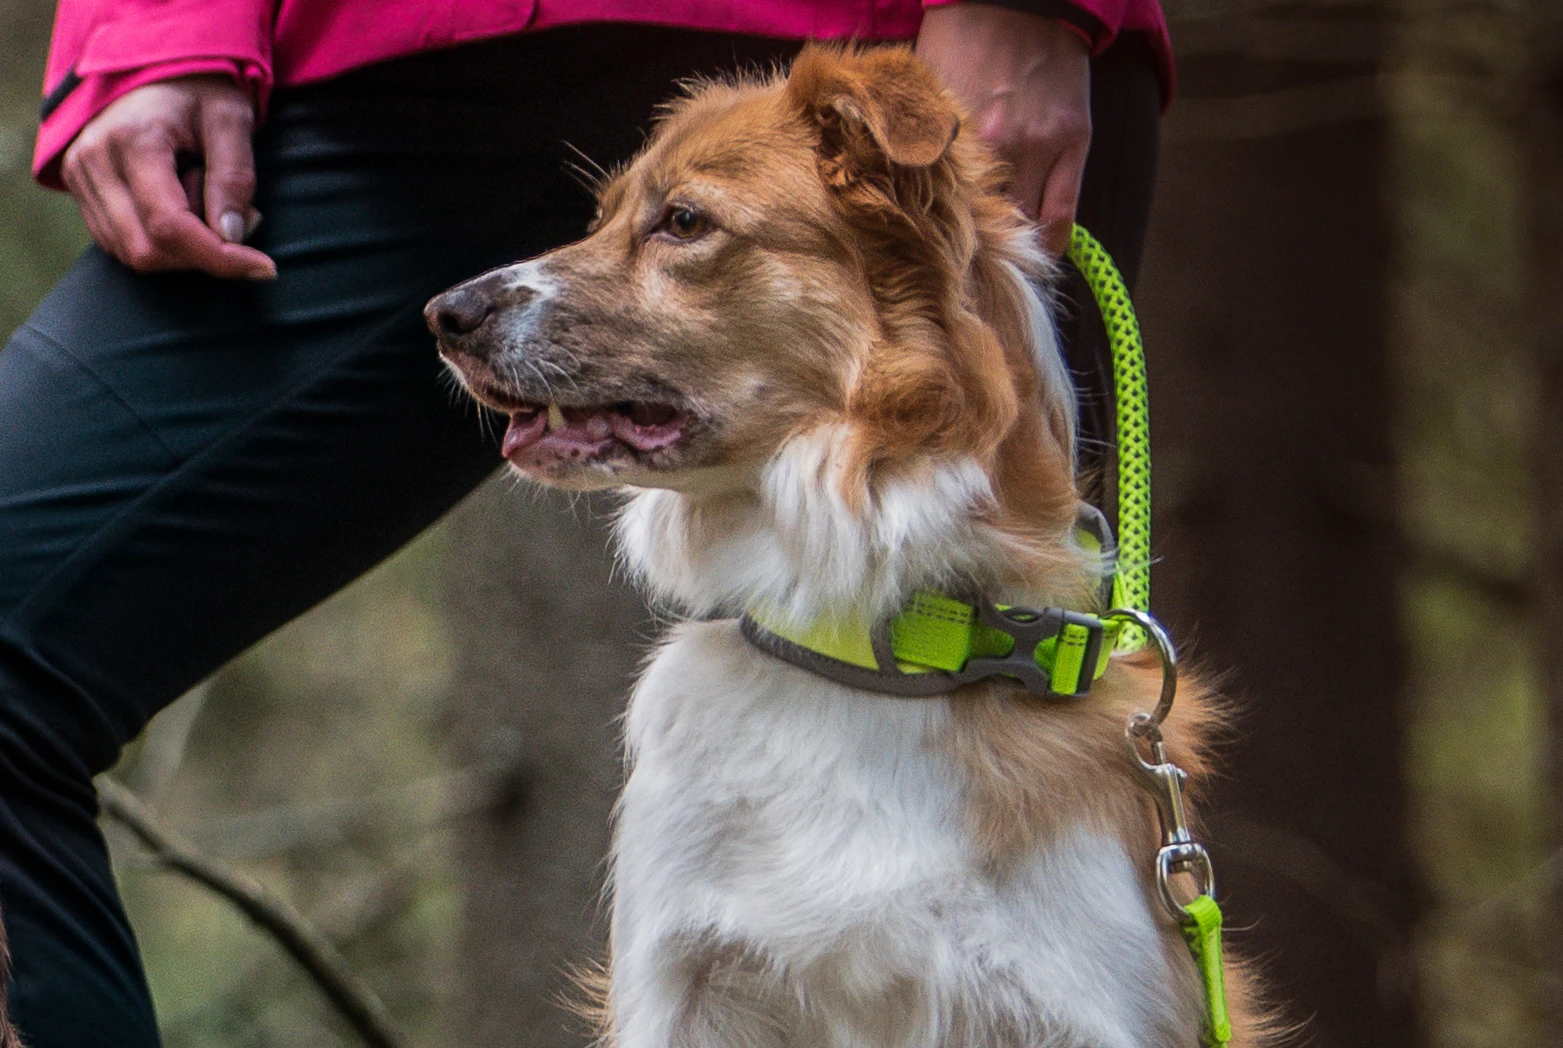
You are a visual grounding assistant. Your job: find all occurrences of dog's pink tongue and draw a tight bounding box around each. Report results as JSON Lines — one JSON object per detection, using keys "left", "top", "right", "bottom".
{"left": 502, "top": 411, "right": 546, "bottom": 458}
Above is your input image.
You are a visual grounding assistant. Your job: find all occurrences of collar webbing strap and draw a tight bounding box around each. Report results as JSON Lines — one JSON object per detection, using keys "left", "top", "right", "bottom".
{"left": 741, "top": 592, "right": 1122, "bottom": 700}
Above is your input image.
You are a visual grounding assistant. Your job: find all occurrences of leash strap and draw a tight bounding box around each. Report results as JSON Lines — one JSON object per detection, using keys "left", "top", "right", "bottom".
{"left": 1182, "top": 895, "right": 1234, "bottom": 1046}
{"left": 1072, "top": 228, "right": 1232, "bottom": 1048}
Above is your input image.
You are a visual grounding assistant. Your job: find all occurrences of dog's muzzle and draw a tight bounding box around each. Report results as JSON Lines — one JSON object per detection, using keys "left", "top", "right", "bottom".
{"left": 425, "top": 268, "right": 539, "bottom": 359}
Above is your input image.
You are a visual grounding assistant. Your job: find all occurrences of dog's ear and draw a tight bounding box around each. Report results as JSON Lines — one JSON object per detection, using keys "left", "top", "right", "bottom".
{"left": 787, "top": 44, "right": 960, "bottom": 171}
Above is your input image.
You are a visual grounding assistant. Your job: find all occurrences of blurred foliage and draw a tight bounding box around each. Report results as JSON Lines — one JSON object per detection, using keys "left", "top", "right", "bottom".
{"left": 0, "top": 0, "right": 87, "bottom": 335}
{"left": 107, "top": 532, "right": 466, "bottom": 1048}
{"left": 1386, "top": 0, "right": 1554, "bottom": 1041}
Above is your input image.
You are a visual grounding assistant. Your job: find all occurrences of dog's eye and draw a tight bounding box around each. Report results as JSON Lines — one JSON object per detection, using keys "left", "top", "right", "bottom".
{"left": 663, "top": 205, "right": 709, "bottom": 241}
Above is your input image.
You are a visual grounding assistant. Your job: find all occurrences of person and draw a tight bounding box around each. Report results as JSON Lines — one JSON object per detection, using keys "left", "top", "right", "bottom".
{"left": 0, "top": 1, "right": 1171, "bottom": 1044}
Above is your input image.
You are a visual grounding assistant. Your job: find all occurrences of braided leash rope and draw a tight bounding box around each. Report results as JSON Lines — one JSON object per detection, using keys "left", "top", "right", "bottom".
{"left": 1065, "top": 225, "right": 1151, "bottom": 647}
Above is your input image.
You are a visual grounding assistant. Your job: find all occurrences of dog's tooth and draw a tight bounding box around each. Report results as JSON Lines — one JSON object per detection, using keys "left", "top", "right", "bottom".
{"left": 547, "top": 403, "right": 566, "bottom": 432}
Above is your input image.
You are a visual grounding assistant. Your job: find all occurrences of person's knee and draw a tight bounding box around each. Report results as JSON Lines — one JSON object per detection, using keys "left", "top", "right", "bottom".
{"left": 0, "top": 633, "right": 120, "bottom": 796}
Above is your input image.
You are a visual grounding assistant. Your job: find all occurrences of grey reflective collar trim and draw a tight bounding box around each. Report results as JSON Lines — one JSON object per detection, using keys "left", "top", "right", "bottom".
{"left": 738, "top": 614, "right": 962, "bottom": 698}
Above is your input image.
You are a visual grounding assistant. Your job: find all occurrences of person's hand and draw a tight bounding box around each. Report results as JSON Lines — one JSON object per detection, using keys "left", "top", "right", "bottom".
{"left": 61, "top": 75, "right": 276, "bottom": 280}
{"left": 916, "top": 3, "right": 1092, "bottom": 257}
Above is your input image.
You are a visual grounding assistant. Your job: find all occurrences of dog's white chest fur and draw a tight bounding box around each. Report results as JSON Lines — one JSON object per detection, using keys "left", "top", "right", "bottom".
{"left": 610, "top": 620, "right": 1185, "bottom": 1048}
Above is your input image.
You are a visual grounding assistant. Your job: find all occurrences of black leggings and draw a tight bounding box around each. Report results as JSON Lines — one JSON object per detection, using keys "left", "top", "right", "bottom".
{"left": 0, "top": 26, "right": 1158, "bottom": 1046}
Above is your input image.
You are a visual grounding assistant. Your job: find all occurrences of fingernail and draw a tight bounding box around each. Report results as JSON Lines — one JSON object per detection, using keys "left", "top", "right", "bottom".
{"left": 244, "top": 209, "right": 263, "bottom": 238}
{"left": 247, "top": 261, "right": 278, "bottom": 282}
{"left": 219, "top": 210, "right": 245, "bottom": 244}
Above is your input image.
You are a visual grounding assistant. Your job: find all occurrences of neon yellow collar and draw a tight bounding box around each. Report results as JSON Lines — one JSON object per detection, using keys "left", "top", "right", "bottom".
{"left": 741, "top": 591, "right": 1123, "bottom": 699}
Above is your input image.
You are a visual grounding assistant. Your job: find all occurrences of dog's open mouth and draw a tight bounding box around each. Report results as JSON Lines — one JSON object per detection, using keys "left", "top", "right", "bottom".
{"left": 456, "top": 374, "right": 689, "bottom": 470}
{"left": 449, "top": 368, "right": 696, "bottom": 474}
{"left": 500, "top": 400, "right": 687, "bottom": 460}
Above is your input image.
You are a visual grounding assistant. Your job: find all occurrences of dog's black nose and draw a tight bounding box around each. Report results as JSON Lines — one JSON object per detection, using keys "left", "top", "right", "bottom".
{"left": 427, "top": 286, "right": 494, "bottom": 340}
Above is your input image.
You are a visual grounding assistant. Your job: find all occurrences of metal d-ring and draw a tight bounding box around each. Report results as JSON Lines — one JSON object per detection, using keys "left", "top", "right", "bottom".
{"left": 1104, "top": 607, "right": 1178, "bottom": 733}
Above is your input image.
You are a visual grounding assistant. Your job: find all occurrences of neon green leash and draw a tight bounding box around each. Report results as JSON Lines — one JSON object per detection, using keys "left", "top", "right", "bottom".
{"left": 1069, "top": 228, "right": 1229, "bottom": 1047}
{"left": 1183, "top": 896, "right": 1234, "bottom": 1046}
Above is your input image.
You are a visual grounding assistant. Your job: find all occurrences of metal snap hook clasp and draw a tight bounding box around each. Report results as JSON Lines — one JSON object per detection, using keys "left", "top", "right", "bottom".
{"left": 1108, "top": 607, "right": 1219, "bottom": 923}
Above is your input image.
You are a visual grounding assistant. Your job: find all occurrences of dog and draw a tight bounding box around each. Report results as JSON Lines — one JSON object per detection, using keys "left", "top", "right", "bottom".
{"left": 0, "top": 912, "right": 20, "bottom": 1048}
{"left": 429, "top": 43, "right": 1273, "bottom": 1048}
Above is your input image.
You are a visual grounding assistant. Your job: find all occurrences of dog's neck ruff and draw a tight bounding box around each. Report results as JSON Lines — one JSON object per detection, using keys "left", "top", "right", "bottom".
{"left": 740, "top": 225, "right": 1155, "bottom": 705}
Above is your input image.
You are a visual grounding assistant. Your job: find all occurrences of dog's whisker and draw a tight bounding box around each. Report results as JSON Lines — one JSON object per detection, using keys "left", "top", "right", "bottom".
{"left": 561, "top": 141, "right": 610, "bottom": 188}
{"left": 562, "top": 159, "right": 605, "bottom": 197}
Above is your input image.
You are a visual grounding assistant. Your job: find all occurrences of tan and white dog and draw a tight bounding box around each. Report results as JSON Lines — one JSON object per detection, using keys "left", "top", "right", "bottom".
{"left": 429, "top": 44, "right": 1273, "bottom": 1048}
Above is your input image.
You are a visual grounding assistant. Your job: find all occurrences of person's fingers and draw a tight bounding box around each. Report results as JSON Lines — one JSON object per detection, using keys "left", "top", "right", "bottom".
{"left": 85, "top": 144, "right": 168, "bottom": 269}
{"left": 198, "top": 96, "right": 259, "bottom": 245}
{"left": 180, "top": 160, "right": 205, "bottom": 215}
{"left": 60, "top": 150, "right": 112, "bottom": 252}
{"left": 1004, "top": 130, "right": 1052, "bottom": 224}
{"left": 1037, "top": 143, "right": 1088, "bottom": 257}
{"left": 62, "top": 134, "right": 142, "bottom": 264}
{"left": 121, "top": 135, "right": 275, "bottom": 279}
{"left": 58, "top": 77, "right": 273, "bottom": 279}
{"left": 112, "top": 139, "right": 196, "bottom": 270}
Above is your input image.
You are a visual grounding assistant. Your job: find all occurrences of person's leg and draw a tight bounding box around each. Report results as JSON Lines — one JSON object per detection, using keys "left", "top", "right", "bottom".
{"left": 0, "top": 27, "right": 798, "bottom": 1046}
{"left": 1059, "top": 32, "right": 1162, "bottom": 504}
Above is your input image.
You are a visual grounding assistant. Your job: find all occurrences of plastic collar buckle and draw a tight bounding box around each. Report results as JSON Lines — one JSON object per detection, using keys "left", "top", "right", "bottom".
{"left": 950, "top": 599, "right": 1104, "bottom": 700}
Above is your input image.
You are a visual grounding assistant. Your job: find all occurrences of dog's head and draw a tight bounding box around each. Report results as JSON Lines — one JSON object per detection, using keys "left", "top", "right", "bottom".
{"left": 429, "top": 43, "right": 1077, "bottom": 538}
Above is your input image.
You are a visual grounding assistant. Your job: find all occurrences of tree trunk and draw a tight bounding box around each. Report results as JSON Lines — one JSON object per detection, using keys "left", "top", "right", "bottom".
{"left": 439, "top": 479, "right": 648, "bottom": 1048}
{"left": 1531, "top": 9, "right": 1563, "bottom": 1043}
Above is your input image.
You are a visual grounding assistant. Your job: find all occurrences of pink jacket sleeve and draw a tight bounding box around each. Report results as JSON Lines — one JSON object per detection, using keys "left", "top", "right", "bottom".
{"left": 32, "top": 0, "right": 275, "bottom": 189}
{"left": 32, "top": 0, "right": 1169, "bottom": 191}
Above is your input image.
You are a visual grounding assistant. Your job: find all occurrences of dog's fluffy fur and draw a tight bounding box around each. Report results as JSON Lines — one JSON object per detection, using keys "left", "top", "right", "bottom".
{"left": 432, "top": 43, "right": 1274, "bottom": 1048}
{"left": 0, "top": 911, "right": 20, "bottom": 1048}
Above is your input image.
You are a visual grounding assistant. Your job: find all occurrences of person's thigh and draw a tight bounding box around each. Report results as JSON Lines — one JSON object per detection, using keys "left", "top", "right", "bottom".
{"left": 0, "top": 26, "right": 799, "bottom": 1046}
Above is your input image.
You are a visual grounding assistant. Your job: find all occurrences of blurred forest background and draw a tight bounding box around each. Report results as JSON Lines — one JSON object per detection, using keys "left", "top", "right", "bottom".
{"left": 2, "top": 0, "right": 1561, "bottom": 1045}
